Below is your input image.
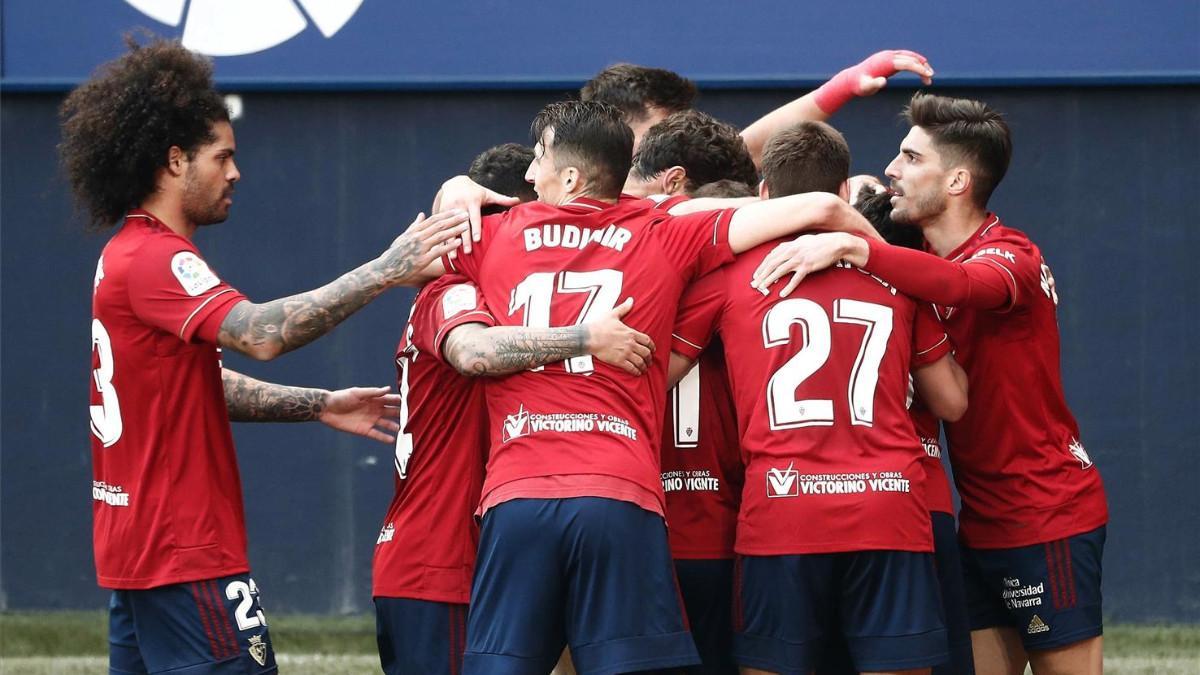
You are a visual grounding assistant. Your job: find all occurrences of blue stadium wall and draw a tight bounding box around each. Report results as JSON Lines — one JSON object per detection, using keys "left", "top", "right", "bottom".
{"left": 2, "top": 0, "right": 1199, "bottom": 622}
{"left": 3, "top": 85, "right": 1198, "bottom": 622}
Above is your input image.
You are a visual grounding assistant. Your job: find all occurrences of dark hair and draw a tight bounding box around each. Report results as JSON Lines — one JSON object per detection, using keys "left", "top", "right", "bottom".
{"left": 59, "top": 37, "right": 230, "bottom": 228}
{"left": 692, "top": 179, "right": 757, "bottom": 199}
{"left": 579, "top": 64, "right": 697, "bottom": 122}
{"left": 630, "top": 110, "right": 758, "bottom": 194}
{"left": 760, "top": 121, "right": 851, "bottom": 198}
{"left": 904, "top": 92, "right": 1011, "bottom": 206}
{"left": 855, "top": 189, "right": 923, "bottom": 250}
{"left": 531, "top": 100, "right": 633, "bottom": 199}
{"left": 468, "top": 143, "right": 537, "bottom": 210}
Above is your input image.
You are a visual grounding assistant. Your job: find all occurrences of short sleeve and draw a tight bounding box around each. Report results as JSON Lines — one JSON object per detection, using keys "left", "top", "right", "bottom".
{"left": 656, "top": 208, "right": 737, "bottom": 281}
{"left": 440, "top": 211, "right": 506, "bottom": 284}
{"left": 411, "top": 275, "right": 497, "bottom": 365}
{"left": 671, "top": 270, "right": 728, "bottom": 360}
{"left": 961, "top": 234, "right": 1042, "bottom": 312}
{"left": 911, "top": 302, "right": 952, "bottom": 368}
{"left": 126, "top": 237, "right": 247, "bottom": 344}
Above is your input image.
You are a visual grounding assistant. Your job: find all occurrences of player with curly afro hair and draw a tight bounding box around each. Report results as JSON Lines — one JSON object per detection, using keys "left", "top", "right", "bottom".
{"left": 69, "top": 39, "right": 479, "bottom": 674}
{"left": 59, "top": 38, "right": 231, "bottom": 229}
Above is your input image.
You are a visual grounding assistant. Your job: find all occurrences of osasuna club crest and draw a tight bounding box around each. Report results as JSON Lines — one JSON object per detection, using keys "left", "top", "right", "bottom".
{"left": 247, "top": 634, "right": 269, "bottom": 666}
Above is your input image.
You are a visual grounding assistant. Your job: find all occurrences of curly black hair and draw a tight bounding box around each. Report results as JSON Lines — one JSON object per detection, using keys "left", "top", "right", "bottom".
{"left": 59, "top": 37, "right": 230, "bottom": 228}
{"left": 630, "top": 110, "right": 759, "bottom": 193}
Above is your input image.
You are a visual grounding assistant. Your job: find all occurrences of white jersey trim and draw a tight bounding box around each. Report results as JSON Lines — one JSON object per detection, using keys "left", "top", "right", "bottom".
{"left": 915, "top": 333, "right": 949, "bottom": 357}
{"left": 179, "top": 288, "right": 238, "bottom": 340}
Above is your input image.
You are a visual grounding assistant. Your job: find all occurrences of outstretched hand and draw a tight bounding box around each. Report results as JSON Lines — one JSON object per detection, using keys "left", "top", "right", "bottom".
{"left": 438, "top": 175, "right": 521, "bottom": 253}
{"left": 750, "top": 232, "right": 860, "bottom": 298}
{"left": 586, "top": 298, "right": 656, "bottom": 376}
{"left": 815, "top": 49, "right": 935, "bottom": 114}
{"left": 318, "top": 386, "right": 403, "bottom": 444}
{"left": 380, "top": 210, "right": 470, "bottom": 286}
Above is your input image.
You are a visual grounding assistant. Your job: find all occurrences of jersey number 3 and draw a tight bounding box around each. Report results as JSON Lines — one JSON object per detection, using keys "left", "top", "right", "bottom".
{"left": 764, "top": 298, "right": 893, "bottom": 429}
{"left": 90, "top": 319, "right": 123, "bottom": 447}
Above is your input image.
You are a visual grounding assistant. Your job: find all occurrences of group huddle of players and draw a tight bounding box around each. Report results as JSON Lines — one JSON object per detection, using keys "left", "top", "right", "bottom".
{"left": 67, "top": 37, "right": 1108, "bottom": 675}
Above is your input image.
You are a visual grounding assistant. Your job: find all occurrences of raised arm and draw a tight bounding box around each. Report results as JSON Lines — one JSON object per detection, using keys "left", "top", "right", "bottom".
{"left": 740, "top": 50, "right": 934, "bottom": 167}
{"left": 442, "top": 298, "right": 655, "bottom": 377}
{"left": 222, "top": 370, "right": 402, "bottom": 443}
{"left": 218, "top": 210, "right": 468, "bottom": 361}
{"left": 913, "top": 354, "right": 969, "bottom": 422}
{"left": 726, "top": 192, "right": 881, "bottom": 254}
{"left": 750, "top": 232, "right": 1011, "bottom": 308}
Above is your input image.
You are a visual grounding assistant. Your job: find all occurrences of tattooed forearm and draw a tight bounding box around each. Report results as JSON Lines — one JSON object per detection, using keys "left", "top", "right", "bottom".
{"left": 217, "top": 236, "right": 425, "bottom": 361}
{"left": 442, "top": 324, "right": 589, "bottom": 377}
{"left": 222, "top": 369, "right": 329, "bottom": 423}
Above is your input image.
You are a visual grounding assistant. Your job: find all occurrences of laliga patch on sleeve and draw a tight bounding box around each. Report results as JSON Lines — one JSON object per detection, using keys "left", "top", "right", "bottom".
{"left": 171, "top": 251, "right": 222, "bottom": 297}
{"left": 441, "top": 284, "right": 479, "bottom": 318}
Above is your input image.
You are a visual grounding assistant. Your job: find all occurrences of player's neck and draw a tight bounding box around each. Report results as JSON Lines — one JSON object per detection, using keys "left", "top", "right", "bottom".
{"left": 138, "top": 193, "right": 197, "bottom": 239}
{"left": 921, "top": 204, "right": 989, "bottom": 258}
{"left": 561, "top": 186, "right": 619, "bottom": 206}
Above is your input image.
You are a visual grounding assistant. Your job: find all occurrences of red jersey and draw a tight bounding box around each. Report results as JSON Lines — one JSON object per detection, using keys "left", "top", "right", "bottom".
{"left": 673, "top": 247, "right": 951, "bottom": 555}
{"left": 909, "top": 401, "right": 954, "bottom": 515}
{"left": 90, "top": 210, "right": 248, "bottom": 589}
{"left": 442, "top": 197, "right": 735, "bottom": 516}
{"left": 933, "top": 216, "right": 1108, "bottom": 547}
{"left": 371, "top": 275, "right": 493, "bottom": 604}
{"left": 660, "top": 339, "right": 743, "bottom": 559}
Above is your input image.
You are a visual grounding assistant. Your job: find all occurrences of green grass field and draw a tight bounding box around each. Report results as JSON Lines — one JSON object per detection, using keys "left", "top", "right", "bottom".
{"left": 1, "top": 612, "right": 1196, "bottom": 674}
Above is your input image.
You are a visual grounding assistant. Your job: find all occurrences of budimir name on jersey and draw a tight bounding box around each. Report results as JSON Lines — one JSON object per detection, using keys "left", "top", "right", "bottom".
{"left": 524, "top": 224, "right": 633, "bottom": 253}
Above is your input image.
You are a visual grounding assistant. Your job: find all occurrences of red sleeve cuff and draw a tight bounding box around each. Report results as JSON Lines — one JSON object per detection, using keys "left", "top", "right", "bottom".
{"left": 186, "top": 290, "right": 248, "bottom": 344}
{"left": 431, "top": 310, "right": 497, "bottom": 364}
{"left": 671, "top": 333, "right": 707, "bottom": 360}
{"left": 912, "top": 333, "right": 952, "bottom": 368}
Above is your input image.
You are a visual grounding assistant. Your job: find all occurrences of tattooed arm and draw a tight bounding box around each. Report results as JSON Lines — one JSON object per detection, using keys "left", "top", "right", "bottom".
{"left": 223, "top": 370, "right": 402, "bottom": 443}
{"left": 218, "top": 210, "right": 468, "bottom": 361}
{"left": 443, "top": 298, "right": 656, "bottom": 377}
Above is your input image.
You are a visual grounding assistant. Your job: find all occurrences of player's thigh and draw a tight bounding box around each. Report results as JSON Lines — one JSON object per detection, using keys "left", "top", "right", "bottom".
{"left": 375, "top": 597, "right": 467, "bottom": 675}
{"left": 732, "top": 553, "right": 837, "bottom": 675}
{"left": 463, "top": 499, "right": 567, "bottom": 675}
{"left": 109, "top": 590, "right": 148, "bottom": 675}
{"left": 838, "top": 551, "right": 947, "bottom": 673}
{"left": 126, "top": 573, "right": 276, "bottom": 674}
{"left": 929, "top": 512, "right": 974, "bottom": 675}
{"left": 1025, "top": 635, "right": 1102, "bottom": 675}
{"left": 962, "top": 526, "right": 1105, "bottom": 653}
{"left": 561, "top": 497, "right": 699, "bottom": 674}
{"left": 675, "top": 558, "right": 738, "bottom": 675}
{"left": 969, "top": 627, "right": 1026, "bottom": 675}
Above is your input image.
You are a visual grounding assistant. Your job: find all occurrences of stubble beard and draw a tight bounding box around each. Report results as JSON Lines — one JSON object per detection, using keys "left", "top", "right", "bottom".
{"left": 182, "top": 169, "right": 230, "bottom": 227}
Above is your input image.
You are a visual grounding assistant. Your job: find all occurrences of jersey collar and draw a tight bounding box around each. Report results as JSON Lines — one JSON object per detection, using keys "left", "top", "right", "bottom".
{"left": 940, "top": 212, "right": 1002, "bottom": 262}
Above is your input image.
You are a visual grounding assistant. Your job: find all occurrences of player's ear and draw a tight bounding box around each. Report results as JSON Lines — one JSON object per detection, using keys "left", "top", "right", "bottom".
{"left": 758, "top": 179, "right": 770, "bottom": 200}
{"left": 664, "top": 166, "right": 687, "bottom": 195}
{"left": 837, "top": 179, "right": 851, "bottom": 202}
{"left": 166, "top": 145, "right": 187, "bottom": 177}
{"left": 947, "top": 168, "right": 972, "bottom": 198}
{"left": 562, "top": 166, "right": 580, "bottom": 193}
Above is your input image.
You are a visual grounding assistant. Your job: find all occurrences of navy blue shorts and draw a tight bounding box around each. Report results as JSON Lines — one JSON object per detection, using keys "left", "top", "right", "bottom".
{"left": 961, "top": 525, "right": 1105, "bottom": 650}
{"left": 108, "top": 573, "right": 275, "bottom": 675}
{"left": 675, "top": 559, "right": 737, "bottom": 674}
{"left": 375, "top": 597, "right": 467, "bottom": 675}
{"left": 931, "top": 511, "right": 975, "bottom": 675}
{"left": 813, "top": 513, "right": 973, "bottom": 675}
{"left": 463, "top": 497, "right": 699, "bottom": 675}
{"left": 733, "top": 551, "right": 947, "bottom": 674}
